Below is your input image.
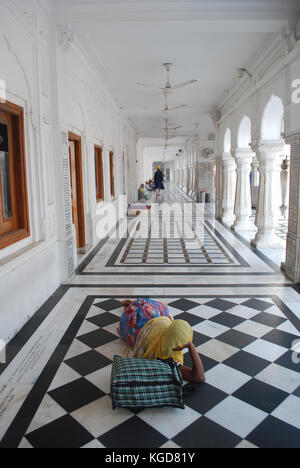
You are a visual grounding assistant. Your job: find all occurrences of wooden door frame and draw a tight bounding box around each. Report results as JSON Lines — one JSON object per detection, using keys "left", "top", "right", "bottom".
{"left": 0, "top": 100, "right": 30, "bottom": 250}
{"left": 68, "top": 132, "right": 86, "bottom": 248}
{"left": 109, "top": 150, "right": 115, "bottom": 199}
{"left": 94, "top": 145, "right": 104, "bottom": 202}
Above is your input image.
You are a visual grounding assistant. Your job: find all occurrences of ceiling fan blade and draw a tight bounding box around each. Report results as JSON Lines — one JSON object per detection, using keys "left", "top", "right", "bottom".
{"left": 137, "top": 82, "right": 158, "bottom": 88}
{"left": 165, "top": 105, "right": 187, "bottom": 112}
{"left": 162, "top": 127, "right": 182, "bottom": 131}
{"left": 173, "top": 80, "right": 198, "bottom": 90}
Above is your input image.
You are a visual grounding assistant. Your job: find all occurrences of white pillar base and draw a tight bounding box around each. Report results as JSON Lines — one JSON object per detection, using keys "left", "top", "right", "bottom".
{"left": 222, "top": 216, "right": 235, "bottom": 227}
{"left": 251, "top": 231, "right": 283, "bottom": 249}
{"left": 232, "top": 219, "right": 257, "bottom": 233}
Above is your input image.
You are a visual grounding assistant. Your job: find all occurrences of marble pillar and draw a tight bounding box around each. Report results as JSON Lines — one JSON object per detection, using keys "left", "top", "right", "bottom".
{"left": 251, "top": 158, "right": 260, "bottom": 187}
{"left": 183, "top": 167, "right": 188, "bottom": 193}
{"left": 215, "top": 156, "right": 223, "bottom": 219}
{"left": 232, "top": 149, "right": 255, "bottom": 232}
{"left": 283, "top": 134, "right": 300, "bottom": 282}
{"left": 251, "top": 142, "right": 285, "bottom": 248}
{"left": 209, "top": 161, "right": 216, "bottom": 202}
{"left": 280, "top": 157, "right": 290, "bottom": 219}
{"left": 251, "top": 157, "right": 260, "bottom": 208}
{"left": 187, "top": 167, "right": 191, "bottom": 194}
{"left": 221, "top": 153, "right": 237, "bottom": 225}
{"left": 191, "top": 165, "right": 197, "bottom": 198}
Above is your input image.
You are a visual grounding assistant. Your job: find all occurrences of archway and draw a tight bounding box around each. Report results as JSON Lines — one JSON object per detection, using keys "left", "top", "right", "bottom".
{"left": 261, "top": 95, "right": 284, "bottom": 141}
{"left": 251, "top": 95, "right": 288, "bottom": 255}
{"left": 237, "top": 116, "right": 251, "bottom": 149}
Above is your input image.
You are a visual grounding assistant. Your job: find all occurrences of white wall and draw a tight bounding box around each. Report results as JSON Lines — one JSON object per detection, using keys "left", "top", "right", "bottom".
{"left": 0, "top": 0, "right": 61, "bottom": 342}
{"left": 55, "top": 36, "right": 138, "bottom": 248}
{"left": 0, "top": 0, "right": 138, "bottom": 342}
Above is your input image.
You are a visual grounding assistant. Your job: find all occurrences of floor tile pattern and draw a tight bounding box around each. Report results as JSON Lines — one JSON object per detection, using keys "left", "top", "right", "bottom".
{"left": 120, "top": 228, "right": 234, "bottom": 265}
{"left": 18, "top": 296, "right": 300, "bottom": 449}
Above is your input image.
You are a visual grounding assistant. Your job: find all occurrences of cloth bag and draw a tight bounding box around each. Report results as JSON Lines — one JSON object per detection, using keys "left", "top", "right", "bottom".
{"left": 111, "top": 355, "right": 184, "bottom": 410}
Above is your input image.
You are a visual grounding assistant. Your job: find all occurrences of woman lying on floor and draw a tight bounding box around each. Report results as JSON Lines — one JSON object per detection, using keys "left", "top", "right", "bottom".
{"left": 118, "top": 298, "right": 205, "bottom": 384}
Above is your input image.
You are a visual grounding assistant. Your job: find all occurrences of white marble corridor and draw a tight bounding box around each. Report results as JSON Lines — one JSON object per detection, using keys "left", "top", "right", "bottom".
{"left": 0, "top": 183, "right": 299, "bottom": 449}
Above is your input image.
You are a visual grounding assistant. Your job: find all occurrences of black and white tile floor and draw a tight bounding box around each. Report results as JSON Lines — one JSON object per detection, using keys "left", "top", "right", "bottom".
{"left": 120, "top": 229, "right": 234, "bottom": 266}
{"left": 0, "top": 184, "right": 299, "bottom": 449}
{"left": 10, "top": 296, "right": 299, "bottom": 449}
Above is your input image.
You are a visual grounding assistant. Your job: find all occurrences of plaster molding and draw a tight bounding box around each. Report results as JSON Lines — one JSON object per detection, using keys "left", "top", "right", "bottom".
{"left": 3, "top": 33, "right": 36, "bottom": 129}
{"left": 57, "top": 24, "right": 75, "bottom": 51}
{"left": 280, "top": 25, "right": 297, "bottom": 57}
{"left": 218, "top": 37, "right": 300, "bottom": 126}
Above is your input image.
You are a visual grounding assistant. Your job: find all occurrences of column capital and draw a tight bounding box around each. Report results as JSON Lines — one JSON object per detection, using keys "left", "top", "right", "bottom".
{"left": 222, "top": 151, "right": 234, "bottom": 161}
{"left": 232, "top": 148, "right": 255, "bottom": 163}
{"left": 251, "top": 140, "right": 285, "bottom": 161}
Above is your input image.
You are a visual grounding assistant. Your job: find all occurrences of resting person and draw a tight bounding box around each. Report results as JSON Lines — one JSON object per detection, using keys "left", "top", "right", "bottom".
{"left": 119, "top": 299, "right": 205, "bottom": 384}
{"left": 138, "top": 184, "right": 149, "bottom": 201}
{"left": 154, "top": 167, "right": 165, "bottom": 197}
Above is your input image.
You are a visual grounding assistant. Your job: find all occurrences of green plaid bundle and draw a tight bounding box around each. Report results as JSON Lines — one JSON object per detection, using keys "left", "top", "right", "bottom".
{"left": 111, "top": 355, "right": 185, "bottom": 410}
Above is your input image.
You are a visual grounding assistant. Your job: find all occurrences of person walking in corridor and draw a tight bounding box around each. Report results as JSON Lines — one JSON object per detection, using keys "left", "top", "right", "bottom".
{"left": 154, "top": 166, "right": 165, "bottom": 197}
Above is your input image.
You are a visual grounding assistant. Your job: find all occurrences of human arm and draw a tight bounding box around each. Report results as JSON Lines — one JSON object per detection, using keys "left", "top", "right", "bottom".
{"left": 174, "top": 342, "right": 205, "bottom": 383}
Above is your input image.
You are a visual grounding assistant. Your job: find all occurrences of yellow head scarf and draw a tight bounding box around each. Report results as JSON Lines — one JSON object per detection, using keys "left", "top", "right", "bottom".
{"left": 135, "top": 317, "right": 193, "bottom": 366}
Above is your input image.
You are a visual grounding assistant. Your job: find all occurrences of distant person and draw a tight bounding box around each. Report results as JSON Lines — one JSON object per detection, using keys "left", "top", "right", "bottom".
{"left": 138, "top": 184, "right": 149, "bottom": 201}
{"left": 154, "top": 166, "right": 165, "bottom": 197}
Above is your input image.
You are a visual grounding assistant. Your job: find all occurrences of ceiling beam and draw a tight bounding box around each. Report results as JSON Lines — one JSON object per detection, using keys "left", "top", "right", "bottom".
{"left": 54, "top": 1, "right": 300, "bottom": 24}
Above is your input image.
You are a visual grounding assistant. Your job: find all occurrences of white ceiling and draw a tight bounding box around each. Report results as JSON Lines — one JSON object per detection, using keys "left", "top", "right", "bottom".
{"left": 54, "top": 0, "right": 299, "bottom": 145}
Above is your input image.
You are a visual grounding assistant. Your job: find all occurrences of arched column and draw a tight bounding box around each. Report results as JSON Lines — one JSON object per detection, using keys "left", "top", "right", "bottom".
{"left": 193, "top": 164, "right": 198, "bottom": 198}
{"left": 251, "top": 157, "right": 260, "bottom": 209}
{"left": 221, "top": 153, "right": 237, "bottom": 225}
{"left": 280, "top": 156, "right": 290, "bottom": 219}
{"left": 232, "top": 149, "right": 255, "bottom": 232}
{"left": 186, "top": 167, "right": 191, "bottom": 194}
{"left": 183, "top": 167, "right": 188, "bottom": 193}
{"left": 251, "top": 142, "right": 285, "bottom": 248}
{"left": 251, "top": 158, "right": 260, "bottom": 187}
{"left": 283, "top": 134, "right": 300, "bottom": 282}
{"left": 209, "top": 161, "right": 216, "bottom": 202}
{"left": 215, "top": 156, "right": 223, "bottom": 219}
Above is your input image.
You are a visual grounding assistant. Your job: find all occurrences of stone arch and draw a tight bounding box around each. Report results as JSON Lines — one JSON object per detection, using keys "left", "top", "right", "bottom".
{"left": 224, "top": 128, "right": 231, "bottom": 154}
{"left": 237, "top": 116, "right": 251, "bottom": 149}
{"left": 261, "top": 95, "right": 284, "bottom": 141}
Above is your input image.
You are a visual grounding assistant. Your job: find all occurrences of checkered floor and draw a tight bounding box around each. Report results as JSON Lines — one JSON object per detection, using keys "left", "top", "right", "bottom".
{"left": 120, "top": 228, "right": 234, "bottom": 265}
{"left": 21, "top": 297, "right": 300, "bottom": 448}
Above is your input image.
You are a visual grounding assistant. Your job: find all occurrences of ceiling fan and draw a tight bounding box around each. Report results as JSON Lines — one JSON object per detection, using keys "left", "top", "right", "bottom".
{"left": 162, "top": 118, "right": 182, "bottom": 132}
{"left": 162, "top": 94, "right": 186, "bottom": 114}
{"left": 137, "top": 63, "right": 197, "bottom": 95}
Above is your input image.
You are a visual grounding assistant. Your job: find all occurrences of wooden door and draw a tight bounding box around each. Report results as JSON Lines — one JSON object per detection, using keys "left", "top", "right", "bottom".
{"left": 68, "top": 140, "right": 80, "bottom": 247}
{"left": 95, "top": 146, "right": 104, "bottom": 201}
{"left": 0, "top": 111, "right": 18, "bottom": 236}
{"left": 110, "top": 151, "right": 115, "bottom": 198}
{"left": 68, "top": 133, "right": 85, "bottom": 248}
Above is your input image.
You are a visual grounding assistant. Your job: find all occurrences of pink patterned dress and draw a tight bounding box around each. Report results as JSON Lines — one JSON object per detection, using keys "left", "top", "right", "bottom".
{"left": 118, "top": 298, "right": 172, "bottom": 349}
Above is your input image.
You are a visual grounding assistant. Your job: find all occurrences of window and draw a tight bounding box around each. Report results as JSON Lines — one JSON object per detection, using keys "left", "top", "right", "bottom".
{"left": 0, "top": 101, "right": 30, "bottom": 250}
{"left": 95, "top": 146, "right": 104, "bottom": 201}
{"left": 109, "top": 151, "right": 115, "bottom": 198}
